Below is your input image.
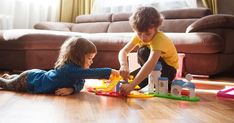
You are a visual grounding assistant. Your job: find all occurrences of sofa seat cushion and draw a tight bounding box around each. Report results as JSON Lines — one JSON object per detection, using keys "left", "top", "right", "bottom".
{"left": 0, "top": 34, "right": 67, "bottom": 50}
{"left": 85, "top": 32, "right": 224, "bottom": 54}
{"left": 0, "top": 29, "right": 88, "bottom": 50}
{"left": 0, "top": 29, "right": 87, "bottom": 41}
{"left": 0, "top": 30, "right": 223, "bottom": 54}
{"left": 167, "top": 32, "right": 224, "bottom": 54}
{"left": 0, "top": 30, "right": 133, "bottom": 52}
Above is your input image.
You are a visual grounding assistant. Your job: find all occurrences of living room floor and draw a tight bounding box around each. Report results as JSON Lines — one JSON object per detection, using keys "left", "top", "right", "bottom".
{"left": 0, "top": 71, "right": 233, "bottom": 123}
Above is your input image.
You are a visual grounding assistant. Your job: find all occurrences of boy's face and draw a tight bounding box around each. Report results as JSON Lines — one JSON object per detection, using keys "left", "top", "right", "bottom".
{"left": 135, "top": 27, "right": 156, "bottom": 43}
{"left": 84, "top": 53, "right": 96, "bottom": 69}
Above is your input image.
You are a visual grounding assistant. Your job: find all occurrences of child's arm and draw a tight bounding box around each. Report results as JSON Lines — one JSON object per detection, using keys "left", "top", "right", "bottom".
{"left": 55, "top": 77, "right": 90, "bottom": 95}
{"left": 118, "top": 41, "right": 136, "bottom": 81}
{"left": 66, "top": 67, "right": 113, "bottom": 80}
{"left": 64, "top": 69, "right": 119, "bottom": 94}
{"left": 120, "top": 50, "right": 161, "bottom": 96}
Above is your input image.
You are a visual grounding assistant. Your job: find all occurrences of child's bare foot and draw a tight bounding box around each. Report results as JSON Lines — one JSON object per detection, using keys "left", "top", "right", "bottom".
{"left": 1, "top": 73, "right": 11, "bottom": 79}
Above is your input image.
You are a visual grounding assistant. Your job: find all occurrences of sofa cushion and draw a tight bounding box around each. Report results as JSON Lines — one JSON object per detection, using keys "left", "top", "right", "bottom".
{"left": 0, "top": 29, "right": 88, "bottom": 50}
{"left": 71, "top": 22, "right": 110, "bottom": 33}
{"left": 0, "top": 30, "right": 132, "bottom": 51}
{"left": 111, "top": 13, "right": 131, "bottom": 22}
{"left": 73, "top": 14, "right": 112, "bottom": 33}
{"left": 0, "top": 30, "right": 223, "bottom": 54}
{"left": 76, "top": 14, "right": 112, "bottom": 23}
{"left": 159, "top": 8, "right": 212, "bottom": 32}
{"left": 82, "top": 33, "right": 133, "bottom": 51}
{"left": 0, "top": 29, "right": 86, "bottom": 41}
{"left": 107, "top": 21, "right": 133, "bottom": 32}
{"left": 161, "top": 8, "right": 212, "bottom": 19}
{"left": 160, "top": 19, "right": 197, "bottom": 32}
{"left": 0, "top": 34, "right": 67, "bottom": 50}
{"left": 108, "top": 13, "right": 133, "bottom": 32}
{"left": 34, "top": 22, "right": 73, "bottom": 31}
{"left": 166, "top": 32, "right": 224, "bottom": 54}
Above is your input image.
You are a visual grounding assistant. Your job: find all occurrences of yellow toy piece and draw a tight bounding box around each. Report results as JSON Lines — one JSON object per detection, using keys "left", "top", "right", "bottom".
{"left": 128, "top": 75, "right": 140, "bottom": 89}
{"left": 88, "top": 75, "right": 140, "bottom": 92}
{"left": 93, "top": 80, "right": 107, "bottom": 89}
{"left": 127, "top": 91, "right": 154, "bottom": 98}
{"left": 102, "top": 75, "right": 139, "bottom": 92}
{"left": 102, "top": 76, "right": 121, "bottom": 92}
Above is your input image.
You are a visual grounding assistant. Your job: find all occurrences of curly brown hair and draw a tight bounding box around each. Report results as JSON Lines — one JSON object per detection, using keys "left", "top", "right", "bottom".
{"left": 129, "top": 6, "right": 164, "bottom": 32}
{"left": 54, "top": 37, "right": 97, "bottom": 68}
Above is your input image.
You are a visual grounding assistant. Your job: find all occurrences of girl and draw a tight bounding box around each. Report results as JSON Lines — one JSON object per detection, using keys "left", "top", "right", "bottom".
{"left": 0, "top": 37, "right": 119, "bottom": 96}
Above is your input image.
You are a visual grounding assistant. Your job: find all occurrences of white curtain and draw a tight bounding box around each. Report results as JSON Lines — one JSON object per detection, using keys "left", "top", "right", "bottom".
{"left": 0, "top": 0, "right": 60, "bottom": 29}
{"left": 92, "top": 0, "right": 197, "bottom": 14}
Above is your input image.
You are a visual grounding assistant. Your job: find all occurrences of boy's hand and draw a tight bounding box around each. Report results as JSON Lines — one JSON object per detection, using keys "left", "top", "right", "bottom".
{"left": 120, "top": 83, "right": 135, "bottom": 96}
{"left": 119, "top": 65, "right": 130, "bottom": 81}
{"left": 55, "top": 88, "right": 74, "bottom": 96}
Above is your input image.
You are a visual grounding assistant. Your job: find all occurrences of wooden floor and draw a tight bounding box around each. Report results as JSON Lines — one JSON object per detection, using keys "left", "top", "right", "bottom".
{"left": 0, "top": 73, "right": 234, "bottom": 123}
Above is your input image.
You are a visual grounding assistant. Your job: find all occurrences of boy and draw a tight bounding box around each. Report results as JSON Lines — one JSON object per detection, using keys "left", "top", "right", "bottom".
{"left": 118, "top": 7, "right": 178, "bottom": 96}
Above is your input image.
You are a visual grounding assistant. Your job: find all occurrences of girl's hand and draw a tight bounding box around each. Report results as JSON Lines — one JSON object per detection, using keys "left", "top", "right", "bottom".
{"left": 109, "top": 69, "right": 120, "bottom": 80}
{"left": 119, "top": 65, "right": 130, "bottom": 81}
{"left": 55, "top": 88, "right": 74, "bottom": 96}
{"left": 120, "top": 83, "right": 135, "bottom": 96}
{"left": 111, "top": 69, "right": 120, "bottom": 77}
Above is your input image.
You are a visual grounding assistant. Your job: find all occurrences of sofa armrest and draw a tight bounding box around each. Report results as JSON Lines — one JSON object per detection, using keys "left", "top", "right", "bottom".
{"left": 34, "top": 22, "right": 74, "bottom": 31}
{"left": 186, "top": 14, "right": 234, "bottom": 33}
{"left": 186, "top": 14, "right": 234, "bottom": 54}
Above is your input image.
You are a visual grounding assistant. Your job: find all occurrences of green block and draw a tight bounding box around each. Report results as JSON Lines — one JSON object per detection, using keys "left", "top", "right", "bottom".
{"left": 151, "top": 93, "right": 200, "bottom": 102}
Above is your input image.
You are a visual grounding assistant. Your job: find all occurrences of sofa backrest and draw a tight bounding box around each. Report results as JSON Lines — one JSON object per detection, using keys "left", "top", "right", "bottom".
{"left": 72, "top": 14, "right": 112, "bottom": 33}
{"left": 160, "top": 8, "right": 212, "bottom": 32}
{"left": 72, "top": 8, "right": 212, "bottom": 33}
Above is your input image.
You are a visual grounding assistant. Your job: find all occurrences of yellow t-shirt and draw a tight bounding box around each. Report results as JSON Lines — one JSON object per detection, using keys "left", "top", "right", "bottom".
{"left": 132, "top": 31, "right": 179, "bottom": 69}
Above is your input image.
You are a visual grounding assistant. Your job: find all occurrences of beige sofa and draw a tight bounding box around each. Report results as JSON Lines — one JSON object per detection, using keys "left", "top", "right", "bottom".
{"left": 0, "top": 8, "right": 234, "bottom": 76}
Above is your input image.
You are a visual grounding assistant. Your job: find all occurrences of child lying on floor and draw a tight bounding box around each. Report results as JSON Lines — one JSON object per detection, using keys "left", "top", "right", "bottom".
{"left": 0, "top": 37, "right": 119, "bottom": 96}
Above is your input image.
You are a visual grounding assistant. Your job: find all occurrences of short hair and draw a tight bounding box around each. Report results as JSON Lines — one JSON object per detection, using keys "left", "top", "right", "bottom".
{"left": 129, "top": 6, "right": 164, "bottom": 32}
{"left": 55, "top": 37, "right": 97, "bottom": 68}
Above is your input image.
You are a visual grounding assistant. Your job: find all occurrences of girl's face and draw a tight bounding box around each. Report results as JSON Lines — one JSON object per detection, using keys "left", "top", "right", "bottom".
{"left": 136, "top": 27, "right": 157, "bottom": 43}
{"left": 83, "top": 53, "right": 96, "bottom": 69}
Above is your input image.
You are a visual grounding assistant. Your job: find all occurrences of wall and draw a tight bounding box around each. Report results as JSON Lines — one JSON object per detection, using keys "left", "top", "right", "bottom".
{"left": 197, "top": 0, "right": 234, "bottom": 15}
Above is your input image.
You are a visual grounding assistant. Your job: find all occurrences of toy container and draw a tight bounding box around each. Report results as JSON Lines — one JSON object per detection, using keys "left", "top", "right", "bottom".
{"left": 148, "top": 63, "right": 162, "bottom": 93}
